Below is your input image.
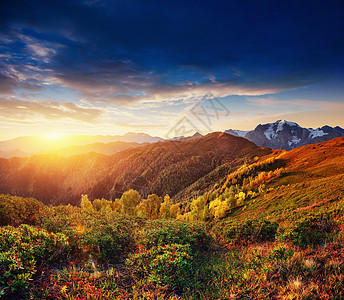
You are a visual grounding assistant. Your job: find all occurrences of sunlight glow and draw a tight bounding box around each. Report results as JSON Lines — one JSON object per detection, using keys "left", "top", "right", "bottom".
{"left": 44, "top": 133, "right": 62, "bottom": 140}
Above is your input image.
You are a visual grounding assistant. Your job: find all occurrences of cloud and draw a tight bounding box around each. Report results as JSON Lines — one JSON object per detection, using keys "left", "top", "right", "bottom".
{"left": 0, "top": 0, "right": 342, "bottom": 124}
{"left": 27, "top": 43, "right": 56, "bottom": 59}
{"left": 247, "top": 97, "right": 344, "bottom": 112}
{"left": 49, "top": 62, "right": 306, "bottom": 107}
{"left": 0, "top": 97, "right": 103, "bottom": 122}
{"left": 1, "top": 0, "right": 343, "bottom": 96}
{"left": 0, "top": 72, "right": 18, "bottom": 94}
{"left": 107, "top": 121, "right": 170, "bottom": 130}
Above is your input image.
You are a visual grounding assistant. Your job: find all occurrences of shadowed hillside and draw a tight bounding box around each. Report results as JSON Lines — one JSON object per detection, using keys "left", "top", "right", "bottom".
{"left": 0, "top": 133, "right": 271, "bottom": 205}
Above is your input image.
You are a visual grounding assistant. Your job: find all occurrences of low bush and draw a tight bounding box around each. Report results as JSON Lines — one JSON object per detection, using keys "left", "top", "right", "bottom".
{"left": 40, "top": 206, "right": 137, "bottom": 263}
{"left": 81, "top": 220, "right": 134, "bottom": 263}
{"left": 280, "top": 213, "right": 339, "bottom": 248}
{"left": 141, "top": 220, "right": 212, "bottom": 252}
{"left": 220, "top": 219, "right": 279, "bottom": 244}
{"left": 126, "top": 243, "right": 197, "bottom": 293}
{"left": 0, "top": 194, "right": 43, "bottom": 226}
{"left": 0, "top": 225, "right": 69, "bottom": 297}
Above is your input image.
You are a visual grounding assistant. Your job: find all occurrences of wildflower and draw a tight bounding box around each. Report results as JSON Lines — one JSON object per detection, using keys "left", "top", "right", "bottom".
{"left": 289, "top": 277, "right": 302, "bottom": 290}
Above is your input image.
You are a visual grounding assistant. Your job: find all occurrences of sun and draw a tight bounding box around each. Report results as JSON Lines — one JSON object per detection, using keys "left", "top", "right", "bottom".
{"left": 44, "top": 133, "right": 62, "bottom": 140}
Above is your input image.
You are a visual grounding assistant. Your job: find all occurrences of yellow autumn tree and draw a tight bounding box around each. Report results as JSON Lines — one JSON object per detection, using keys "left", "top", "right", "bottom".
{"left": 81, "top": 194, "right": 93, "bottom": 211}
{"left": 160, "top": 194, "right": 172, "bottom": 219}
{"left": 119, "top": 189, "right": 141, "bottom": 215}
{"left": 138, "top": 194, "right": 162, "bottom": 219}
{"left": 111, "top": 198, "right": 121, "bottom": 213}
{"left": 93, "top": 198, "right": 112, "bottom": 212}
{"left": 190, "top": 196, "right": 206, "bottom": 221}
{"left": 170, "top": 203, "right": 181, "bottom": 219}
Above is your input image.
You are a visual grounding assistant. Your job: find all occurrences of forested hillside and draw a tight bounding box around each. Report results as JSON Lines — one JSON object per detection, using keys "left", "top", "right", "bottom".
{"left": 179, "top": 137, "right": 344, "bottom": 222}
{"left": 0, "top": 133, "right": 271, "bottom": 205}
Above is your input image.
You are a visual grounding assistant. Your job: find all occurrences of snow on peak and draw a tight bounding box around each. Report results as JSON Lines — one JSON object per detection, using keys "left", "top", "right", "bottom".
{"left": 275, "top": 120, "right": 300, "bottom": 132}
{"left": 264, "top": 124, "right": 277, "bottom": 140}
{"left": 264, "top": 120, "right": 301, "bottom": 141}
{"left": 276, "top": 121, "right": 285, "bottom": 133}
{"left": 308, "top": 128, "right": 329, "bottom": 139}
{"left": 288, "top": 136, "right": 301, "bottom": 148}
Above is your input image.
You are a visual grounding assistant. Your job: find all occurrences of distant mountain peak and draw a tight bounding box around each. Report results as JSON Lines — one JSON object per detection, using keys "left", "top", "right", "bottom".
{"left": 224, "top": 129, "right": 251, "bottom": 137}
{"left": 275, "top": 119, "right": 298, "bottom": 125}
{"left": 308, "top": 128, "right": 329, "bottom": 139}
{"left": 275, "top": 119, "right": 300, "bottom": 129}
{"left": 245, "top": 120, "right": 344, "bottom": 150}
{"left": 169, "top": 132, "right": 203, "bottom": 141}
{"left": 192, "top": 132, "right": 203, "bottom": 138}
{"left": 124, "top": 132, "right": 150, "bottom": 137}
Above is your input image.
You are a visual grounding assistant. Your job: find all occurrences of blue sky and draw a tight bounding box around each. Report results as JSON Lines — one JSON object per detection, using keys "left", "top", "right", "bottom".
{"left": 0, "top": 0, "right": 344, "bottom": 140}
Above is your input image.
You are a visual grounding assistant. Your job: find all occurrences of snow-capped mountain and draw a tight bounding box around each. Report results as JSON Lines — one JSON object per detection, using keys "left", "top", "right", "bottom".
{"left": 224, "top": 129, "right": 250, "bottom": 137}
{"left": 225, "top": 120, "right": 344, "bottom": 150}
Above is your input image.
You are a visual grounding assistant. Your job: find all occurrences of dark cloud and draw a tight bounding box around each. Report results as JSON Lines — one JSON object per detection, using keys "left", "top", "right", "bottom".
{"left": 0, "top": 72, "right": 17, "bottom": 94}
{"left": 0, "top": 0, "right": 343, "bottom": 105}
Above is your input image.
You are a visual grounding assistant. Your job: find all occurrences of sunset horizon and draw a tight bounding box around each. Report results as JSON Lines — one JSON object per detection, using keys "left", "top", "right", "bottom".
{"left": 1, "top": 0, "right": 343, "bottom": 141}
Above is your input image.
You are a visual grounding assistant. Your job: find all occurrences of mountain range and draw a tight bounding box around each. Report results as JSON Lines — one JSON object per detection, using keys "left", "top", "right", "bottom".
{"left": 0, "top": 129, "right": 343, "bottom": 213}
{"left": 0, "top": 133, "right": 272, "bottom": 205}
{"left": 225, "top": 120, "right": 344, "bottom": 150}
{"left": 0, "top": 133, "right": 163, "bottom": 158}
{"left": 0, "top": 120, "right": 343, "bottom": 159}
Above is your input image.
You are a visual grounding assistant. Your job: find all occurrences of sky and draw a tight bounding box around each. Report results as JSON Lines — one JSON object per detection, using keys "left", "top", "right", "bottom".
{"left": 0, "top": 0, "right": 344, "bottom": 140}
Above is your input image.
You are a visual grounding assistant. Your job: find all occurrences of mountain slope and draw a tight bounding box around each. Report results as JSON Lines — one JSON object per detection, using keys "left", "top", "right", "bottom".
{"left": 190, "top": 136, "right": 344, "bottom": 222}
{"left": 0, "top": 133, "right": 271, "bottom": 205}
{"left": 42, "top": 141, "right": 148, "bottom": 157}
{"left": 244, "top": 137, "right": 344, "bottom": 221}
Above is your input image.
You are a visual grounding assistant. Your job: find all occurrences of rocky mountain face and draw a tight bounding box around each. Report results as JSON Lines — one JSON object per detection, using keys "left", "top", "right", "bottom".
{"left": 226, "top": 120, "right": 344, "bottom": 150}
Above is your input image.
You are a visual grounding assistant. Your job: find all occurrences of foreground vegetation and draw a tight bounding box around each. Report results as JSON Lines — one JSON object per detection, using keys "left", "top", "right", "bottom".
{"left": 1, "top": 138, "right": 344, "bottom": 298}
{"left": 1, "top": 193, "right": 344, "bottom": 299}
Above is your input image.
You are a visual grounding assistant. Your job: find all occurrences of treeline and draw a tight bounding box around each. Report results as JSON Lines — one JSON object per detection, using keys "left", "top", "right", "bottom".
{"left": 0, "top": 153, "right": 286, "bottom": 228}
{"left": 79, "top": 155, "right": 287, "bottom": 223}
{"left": 182, "top": 155, "right": 286, "bottom": 221}
{"left": 81, "top": 191, "right": 182, "bottom": 220}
